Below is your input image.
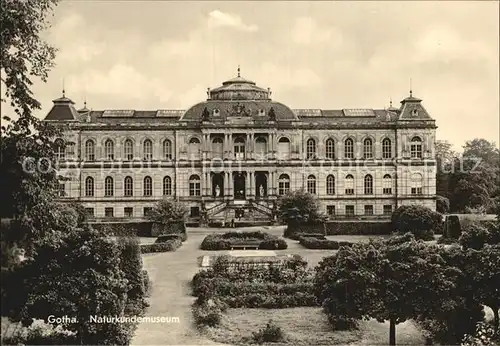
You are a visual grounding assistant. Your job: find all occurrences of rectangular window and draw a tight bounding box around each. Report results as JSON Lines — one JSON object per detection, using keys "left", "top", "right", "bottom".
{"left": 124, "top": 207, "right": 133, "bottom": 218}
{"left": 190, "top": 207, "right": 200, "bottom": 217}
{"left": 345, "top": 188, "right": 354, "bottom": 195}
{"left": 383, "top": 205, "right": 393, "bottom": 215}
{"left": 364, "top": 205, "right": 374, "bottom": 215}
{"left": 327, "top": 205, "right": 336, "bottom": 216}
{"left": 105, "top": 207, "right": 114, "bottom": 218}
{"left": 345, "top": 205, "right": 355, "bottom": 217}
{"left": 58, "top": 183, "right": 66, "bottom": 197}
{"left": 411, "top": 187, "right": 423, "bottom": 195}
{"left": 383, "top": 187, "right": 392, "bottom": 194}
{"left": 84, "top": 208, "right": 94, "bottom": 217}
{"left": 143, "top": 207, "right": 152, "bottom": 217}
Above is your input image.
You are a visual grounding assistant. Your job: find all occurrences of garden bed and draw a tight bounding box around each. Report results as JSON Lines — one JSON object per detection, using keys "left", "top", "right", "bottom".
{"left": 200, "top": 231, "right": 287, "bottom": 250}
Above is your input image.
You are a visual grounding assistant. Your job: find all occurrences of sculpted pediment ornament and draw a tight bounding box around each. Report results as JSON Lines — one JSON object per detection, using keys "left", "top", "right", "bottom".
{"left": 227, "top": 103, "right": 251, "bottom": 117}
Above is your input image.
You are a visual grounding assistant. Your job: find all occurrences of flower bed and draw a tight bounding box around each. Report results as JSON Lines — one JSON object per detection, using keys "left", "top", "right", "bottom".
{"left": 140, "top": 238, "right": 182, "bottom": 253}
{"left": 200, "top": 231, "right": 287, "bottom": 250}
{"left": 298, "top": 236, "right": 354, "bottom": 250}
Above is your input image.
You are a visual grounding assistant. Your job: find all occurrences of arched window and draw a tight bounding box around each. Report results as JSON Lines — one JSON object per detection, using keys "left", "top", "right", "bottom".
{"left": 104, "top": 139, "right": 114, "bottom": 160}
{"left": 143, "top": 139, "right": 153, "bottom": 161}
{"left": 234, "top": 137, "right": 245, "bottom": 160}
{"left": 124, "top": 176, "right": 133, "bottom": 197}
{"left": 307, "top": 175, "right": 316, "bottom": 194}
{"left": 326, "top": 138, "right": 335, "bottom": 160}
{"left": 163, "top": 176, "right": 172, "bottom": 196}
{"left": 212, "top": 137, "right": 223, "bottom": 159}
{"left": 363, "top": 138, "right": 373, "bottom": 159}
{"left": 255, "top": 137, "right": 267, "bottom": 158}
{"left": 189, "top": 137, "right": 201, "bottom": 159}
{"left": 383, "top": 174, "right": 392, "bottom": 194}
{"left": 278, "top": 137, "right": 290, "bottom": 160}
{"left": 85, "top": 140, "right": 95, "bottom": 161}
{"left": 306, "top": 138, "right": 316, "bottom": 159}
{"left": 382, "top": 138, "right": 392, "bottom": 159}
{"left": 124, "top": 139, "right": 134, "bottom": 161}
{"left": 410, "top": 136, "right": 423, "bottom": 159}
{"left": 85, "top": 176, "right": 94, "bottom": 197}
{"left": 411, "top": 173, "right": 423, "bottom": 195}
{"left": 278, "top": 174, "right": 290, "bottom": 195}
{"left": 104, "top": 176, "right": 114, "bottom": 197}
{"left": 189, "top": 175, "right": 201, "bottom": 196}
{"left": 326, "top": 175, "right": 335, "bottom": 195}
{"left": 344, "top": 138, "right": 354, "bottom": 159}
{"left": 364, "top": 174, "right": 373, "bottom": 195}
{"left": 143, "top": 176, "right": 152, "bottom": 196}
{"left": 54, "top": 138, "right": 65, "bottom": 160}
{"left": 345, "top": 174, "right": 354, "bottom": 195}
{"left": 163, "top": 139, "right": 172, "bottom": 160}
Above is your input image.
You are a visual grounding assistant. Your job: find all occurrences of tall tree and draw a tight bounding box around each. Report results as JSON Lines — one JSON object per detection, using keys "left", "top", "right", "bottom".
{"left": 462, "top": 139, "right": 500, "bottom": 167}
{"left": 1, "top": 0, "right": 58, "bottom": 132}
{"left": 315, "top": 235, "right": 460, "bottom": 345}
{"left": 435, "top": 140, "right": 457, "bottom": 198}
{"left": 0, "top": 0, "right": 61, "bottom": 232}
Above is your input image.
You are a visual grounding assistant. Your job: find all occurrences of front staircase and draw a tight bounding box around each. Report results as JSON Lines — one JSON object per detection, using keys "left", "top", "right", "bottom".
{"left": 206, "top": 199, "right": 274, "bottom": 226}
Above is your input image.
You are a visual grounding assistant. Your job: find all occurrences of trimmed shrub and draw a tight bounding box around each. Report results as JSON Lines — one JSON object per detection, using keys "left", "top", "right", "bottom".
{"left": 252, "top": 320, "right": 285, "bottom": 344}
{"left": 90, "top": 222, "right": 152, "bottom": 237}
{"left": 392, "top": 205, "right": 442, "bottom": 240}
{"left": 283, "top": 223, "right": 325, "bottom": 239}
{"left": 298, "top": 237, "right": 354, "bottom": 250}
{"left": 155, "top": 234, "right": 184, "bottom": 243}
{"left": 436, "top": 195, "right": 450, "bottom": 214}
{"left": 447, "top": 215, "right": 462, "bottom": 239}
{"left": 325, "top": 221, "right": 393, "bottom": 236}
{"left": 2, "top": 319, "right": 77, "bottom": 345}
{"left": 140, "top": 239, "right": 182, "bottom": 253}
{"left": 151, "top": 222, "right": 187, "bottom": 240}
{"left": 200, "top": 231, "right": 287, "bottom": 250}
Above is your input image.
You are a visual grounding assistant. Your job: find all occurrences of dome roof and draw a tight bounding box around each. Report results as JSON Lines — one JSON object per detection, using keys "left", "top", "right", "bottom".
{"left": 208, "top": 67, "right": 270, "bottom": 101}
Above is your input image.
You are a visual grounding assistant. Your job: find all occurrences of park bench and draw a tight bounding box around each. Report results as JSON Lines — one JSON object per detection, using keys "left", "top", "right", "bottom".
{"left": 229, "top": 240, "right": 261, "bottom": 250}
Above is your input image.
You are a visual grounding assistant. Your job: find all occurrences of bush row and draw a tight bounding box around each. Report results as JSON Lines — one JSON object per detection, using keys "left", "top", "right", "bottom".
{"left": 90, "top": 222, "right": 152, "bottom": 237}
{"left": 298, "top": 237, "right": 354, "bottom": 250}
{"left": 325, "top": 221, "right": 393, "bottom": 235}
{"left": 193, "top": 279, "right": 314, "bottom": 298}
{"left": 200, "top": 232, "right": 287, "bottom": 250}
{"left": 140, "top": 239, "right": 182, "bottom": 253}
{"left": 223, "top": 292, "right": 318, "bottom": 308}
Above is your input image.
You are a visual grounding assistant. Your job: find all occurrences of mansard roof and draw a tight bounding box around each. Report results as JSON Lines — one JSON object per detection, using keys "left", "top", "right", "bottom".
{"left": 42, "top": 74, "right": 435, "bottom": 127}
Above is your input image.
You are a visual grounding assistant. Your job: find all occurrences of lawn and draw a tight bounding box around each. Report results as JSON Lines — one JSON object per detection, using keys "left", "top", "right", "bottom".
{"left": 205, "top": 307, "right": 425, "bottom": 346}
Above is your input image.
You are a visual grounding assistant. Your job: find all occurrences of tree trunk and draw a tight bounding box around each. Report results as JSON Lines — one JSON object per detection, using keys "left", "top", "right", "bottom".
{"left": 389, "top": 318, "right": 396, "bottom": 346}
{"left": 493, "top": 306, "right": 499, "bottom": 336}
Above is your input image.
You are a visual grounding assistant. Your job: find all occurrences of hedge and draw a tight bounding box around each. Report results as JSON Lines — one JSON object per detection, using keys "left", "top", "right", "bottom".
{"left": 200, "top": 231, "right": 287, "bottom": 250}
{"left": 151, "top": 222, "right": 187, "bottom": 239}
{"left": 140, "top": 239, "right": 182, "bottom": 253}
{"left": 91, "top": 222, "right": 152, "bottom": 237}
{"left": 193, "top": 279, "right": 318, "bottom": 308}
{"left": 298, "top": 237, "right": 354, "bottom": 250}
{"left": 283, "top": 223, "right": 325, "bottom": 239}
{"left": 325, "top": 221, "right": 393, "bottom": 235}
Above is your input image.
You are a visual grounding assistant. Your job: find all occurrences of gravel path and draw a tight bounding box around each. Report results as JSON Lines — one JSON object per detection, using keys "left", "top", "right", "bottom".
{"left": 131, "top": 233, "right": 229, "bottom": 345}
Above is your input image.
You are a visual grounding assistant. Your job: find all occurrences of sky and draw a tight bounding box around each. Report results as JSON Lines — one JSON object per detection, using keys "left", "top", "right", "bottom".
{"left": 17, "top": 1, "right": 500, "bottom": 150}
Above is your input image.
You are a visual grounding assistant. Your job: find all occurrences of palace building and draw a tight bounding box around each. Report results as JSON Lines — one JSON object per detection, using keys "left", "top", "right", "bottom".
{"left": 44, "top": 69, "right": 437, "bottom": 224}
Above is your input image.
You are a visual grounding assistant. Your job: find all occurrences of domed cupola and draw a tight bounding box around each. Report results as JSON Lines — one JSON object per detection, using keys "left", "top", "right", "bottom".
{"left": 208, "top": 66, "right": 271, "bottom": 101}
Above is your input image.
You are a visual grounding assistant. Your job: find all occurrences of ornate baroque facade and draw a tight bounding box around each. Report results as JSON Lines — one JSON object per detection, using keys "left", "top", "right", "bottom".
{"left": 44, "top": 70, "right": 437, "bottom": 224}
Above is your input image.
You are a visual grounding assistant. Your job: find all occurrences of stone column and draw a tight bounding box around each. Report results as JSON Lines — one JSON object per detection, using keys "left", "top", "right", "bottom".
{"left": 225, "top": 172, "right": 230, "bottom": 197}
{"left": 246, "top": 172, "right": 251, "bottom": 197}
{"left": 229, "top": 171, "right": 233, "bottom": 197}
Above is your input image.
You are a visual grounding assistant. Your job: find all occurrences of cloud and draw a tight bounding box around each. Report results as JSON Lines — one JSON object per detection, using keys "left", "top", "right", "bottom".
{"left": 208, "top": 10, "right": 258, "bottom": 32}
{"left": 67, "top": 64, "right": 173, "bottom": 104}
{"left": 291, "top": 17, "right": 342, "bottom": 46}
{"left": 258, "top": 63, "right": 322, "bottom": 89}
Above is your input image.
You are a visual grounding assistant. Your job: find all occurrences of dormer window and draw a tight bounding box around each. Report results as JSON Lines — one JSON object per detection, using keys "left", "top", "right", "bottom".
{"left": 258, "top": 109, "right": 266, "bottom": 116}
{"left": 213, "top": 109, "right": 220, "bottom": 116}
{"left": 412, "top": 109, "right": 419, "bottom": 116}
